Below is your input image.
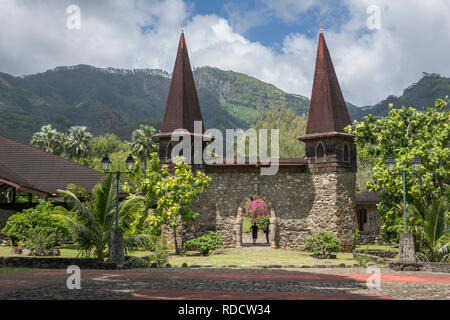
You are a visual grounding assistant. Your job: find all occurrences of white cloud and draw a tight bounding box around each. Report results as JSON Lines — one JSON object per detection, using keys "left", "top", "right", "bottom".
{"left": 0, "top": 0, "right": 449, "bottom": 106}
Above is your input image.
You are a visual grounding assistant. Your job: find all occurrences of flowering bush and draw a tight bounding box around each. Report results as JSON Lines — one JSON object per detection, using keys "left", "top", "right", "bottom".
{"left": 244, "top": 199, "right": 270, "bottom": 219}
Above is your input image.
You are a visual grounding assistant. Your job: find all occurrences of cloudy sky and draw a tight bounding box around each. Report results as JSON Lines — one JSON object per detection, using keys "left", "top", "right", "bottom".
{"left": 0, "top": 0, "right": 449, "bottom": 106}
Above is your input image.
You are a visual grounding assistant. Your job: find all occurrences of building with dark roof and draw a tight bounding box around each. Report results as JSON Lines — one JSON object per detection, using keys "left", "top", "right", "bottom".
{"left": 0, "top": 134, "right": 106, "bottom": 221}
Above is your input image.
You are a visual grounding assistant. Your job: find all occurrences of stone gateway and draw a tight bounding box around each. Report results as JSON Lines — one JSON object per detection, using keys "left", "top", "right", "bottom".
{"left": 153, "top": 31, "right": 357, "bottom": 252}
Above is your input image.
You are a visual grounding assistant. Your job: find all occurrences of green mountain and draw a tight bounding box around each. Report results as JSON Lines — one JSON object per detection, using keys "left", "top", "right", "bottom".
{"left": 1, "top": 64, "right": 446, "bottom": 144}
{"left": 354, "top": 73, "right": 450, "bottom": 120}
{"left": 0, "top": 65, "right": 312, "bottom": 142}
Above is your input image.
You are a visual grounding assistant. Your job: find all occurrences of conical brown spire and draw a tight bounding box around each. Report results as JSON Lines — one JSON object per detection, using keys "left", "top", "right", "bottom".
{"left": 160, "top": 32, "right": 204, "bottom": 134}
{"left": 305, "top": 31, "right": 351, "bottom": 135}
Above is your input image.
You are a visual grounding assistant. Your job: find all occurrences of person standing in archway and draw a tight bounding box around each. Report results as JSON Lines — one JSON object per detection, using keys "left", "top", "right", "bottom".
{"left": 250, "top": 222, "right": 259, "bottom": 245}
{"left": 263, "top": 220, "right": 270, "bottom": 244}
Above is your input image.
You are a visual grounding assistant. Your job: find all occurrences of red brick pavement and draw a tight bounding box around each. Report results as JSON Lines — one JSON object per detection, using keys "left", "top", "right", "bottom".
{"left": 1, "top": 269, "right": 449, "bottom": 299}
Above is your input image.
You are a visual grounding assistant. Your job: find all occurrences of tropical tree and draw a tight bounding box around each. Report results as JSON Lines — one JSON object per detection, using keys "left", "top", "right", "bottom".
{"left": 131, "top": 125, "right": 159, "bottom": 169}
{"left": 54, "top": 132, "right": 69, "bottom": 157}
{"left": 253, "top": 105, "right": 307, "bottom": 157}
{"left": 124, "top": 153, "right": 211, "bottom": 255}
{"left": 401, "top": 198, "right": 449, "bottom": 262}
{"left": 30, "top": 124, "right": 60, "bottom": 153}
{"left": 346, "top": 97, "right": 449, "bottom": 239}
{"left": 56, "top": 174, "right": 149, "bottom": 262}
{"left": 67, "top": 126, "right": 93, "bottom": 163}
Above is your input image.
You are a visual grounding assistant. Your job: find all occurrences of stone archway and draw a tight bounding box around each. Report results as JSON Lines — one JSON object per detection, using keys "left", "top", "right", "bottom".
{"left": 234, "top": 195, "right": 278, "bottom": 248}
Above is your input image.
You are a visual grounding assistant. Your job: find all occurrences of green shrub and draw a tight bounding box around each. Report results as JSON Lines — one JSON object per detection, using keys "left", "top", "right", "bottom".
{"left": 355, "top": 247, "right": 371, "bottom": 267}
{"left": 303, "top": 232, "right": 341, "bottom": 256}
{"left": 149, "top": 236, "right": 169, "bottom": 266}
{"left": 2, "top": 202, "right": 73, "bottom": 245}
{"left": 184, "top": 231, "right": 225, "bottom": 256}
{"left": 25, "top": 228, "right": 57, "bottom": 251}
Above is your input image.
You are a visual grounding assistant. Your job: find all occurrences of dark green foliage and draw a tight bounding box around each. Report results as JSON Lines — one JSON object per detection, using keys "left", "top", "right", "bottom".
{"left": 303, "top": 232, "right": 342, "bottom": 256}
{"left": 184, "top": 231, "right": 225, "bottom": 256}
{"left": 2, "top": 202, "right": 73, "bottom": 245}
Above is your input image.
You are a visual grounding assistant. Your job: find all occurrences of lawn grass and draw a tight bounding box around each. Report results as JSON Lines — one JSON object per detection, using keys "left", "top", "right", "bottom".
{"left": 0, "top": 244, "right": 395, "bottom": 268}
{"left": 0, "top": 267, "right": 29, "bottom": 274}
{"left": 168, "top": 247, "right": 357, "bottom": 267}
{"left": 0, "top": 245, "right": 154, "bottom": 259}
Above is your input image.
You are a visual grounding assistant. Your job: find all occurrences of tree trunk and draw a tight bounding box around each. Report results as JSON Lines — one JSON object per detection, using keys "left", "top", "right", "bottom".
{"left": 173, "top": 228, "right": 180, "bottom": 255}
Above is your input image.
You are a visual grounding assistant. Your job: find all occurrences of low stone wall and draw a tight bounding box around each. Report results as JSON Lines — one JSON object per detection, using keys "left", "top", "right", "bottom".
{"left": 354, "top": 250, "right": 396, "bottom": 259}
{"left": 389, "top": 261, "right": 450, "bottom": 273}
{"left": 359, "top": 235, "right": 392, "bottom": 245}
{"left": 0, "top": 257, "right": 119, "bottom": 269}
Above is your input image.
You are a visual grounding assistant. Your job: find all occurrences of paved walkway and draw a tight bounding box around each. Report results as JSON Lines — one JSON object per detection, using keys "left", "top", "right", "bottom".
{"left": 0, "top": 268, "right": 449, "bottom": 300}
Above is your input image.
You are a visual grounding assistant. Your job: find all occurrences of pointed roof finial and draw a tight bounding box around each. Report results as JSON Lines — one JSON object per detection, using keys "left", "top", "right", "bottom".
{"left": 319, "top": 22, "right": 323, "bottom": 33}
{"left": 181, "top": 27, "right": 184, "bottom": 34}
{"left": 157, "top": 31, "right": 204, "bottom": 135}
{"left": 301, "top": 31, "right": 351, "bottom": 135}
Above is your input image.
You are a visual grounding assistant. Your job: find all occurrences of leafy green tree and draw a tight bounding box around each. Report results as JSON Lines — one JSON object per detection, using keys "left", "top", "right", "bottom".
{"left": 131, "top": 125, "right": 159, "bottom": 169}
{"left": 30, "top": 124, "right": 60, "bottom": 153}
{"left": 2, "top": 202, "right": 73, "bottom": 246}
{"left": 124, "top": 153, "right": 211, "bottom": 255}
{"left": 346, "top": 97, "right": 449, "bottom": 239}
{"left": 67, "top": 126, "right": 93, "bottom": 163}
{"left": 56, "top": 174, "right": 149, "bottom": 262}
{"left": 89, "top": 133, "right": 130, "bottom": 158}
{"left": 253, "top": 105, "right": 307, "bottom": 157}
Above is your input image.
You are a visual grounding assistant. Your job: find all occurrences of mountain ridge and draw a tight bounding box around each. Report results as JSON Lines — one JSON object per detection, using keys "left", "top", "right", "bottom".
{"left": 0, "top": 65, "right": 448, "bottom": 143}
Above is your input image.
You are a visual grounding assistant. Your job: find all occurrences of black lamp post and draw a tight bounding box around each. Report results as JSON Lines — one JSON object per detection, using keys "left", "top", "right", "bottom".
{"left": 386, "top": 156, "right": 422, "bottom": 234}
{"left": 101, "top": 154, "right": 135, "bottom": 264}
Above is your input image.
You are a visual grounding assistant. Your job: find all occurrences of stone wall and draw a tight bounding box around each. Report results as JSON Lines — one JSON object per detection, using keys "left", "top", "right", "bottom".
{"left": 180, "top": 168, "right": 356, "bottom": 252}
{"left": 0, "top": 257, "right": 119, "bottom": 269}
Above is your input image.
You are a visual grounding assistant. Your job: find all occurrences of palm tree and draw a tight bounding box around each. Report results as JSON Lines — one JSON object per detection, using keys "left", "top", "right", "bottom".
{"left": 56, "top": 174, "right": 150, "bottom": 262}
{"left": 131, "top": 125, "right": 158, "bottom": 169}
{"left": 407, "top": 197, "right": 449, "bottom": 262}
{"left": 67, "top": 126, "right": 93, "bottom": 163}
{"left": 30, "top": 124, "right": 60, "bottom": 153}
{"left": 54, "top": 132, "right": 69, "bottom": 158}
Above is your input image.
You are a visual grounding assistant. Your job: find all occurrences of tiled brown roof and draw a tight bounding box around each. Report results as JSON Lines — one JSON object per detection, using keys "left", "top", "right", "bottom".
{"left": 0, "top": 134, "right": 105, "bottom": 196}
{"left": 355, "top": 191, "right": 380, "bottom": 204}
{"left": 160, "top": 32, "right": 204, "bottom": 134}
{"left": 305, "top": 31, "right": 351, "bottom": 135}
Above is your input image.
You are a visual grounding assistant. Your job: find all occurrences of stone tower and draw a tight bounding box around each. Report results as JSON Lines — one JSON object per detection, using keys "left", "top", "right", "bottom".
{"left": 298, "top": 31, "right": 357, "bottom": 251}
{"left": 152, "top": 31, "right": 206, "bottom": 164}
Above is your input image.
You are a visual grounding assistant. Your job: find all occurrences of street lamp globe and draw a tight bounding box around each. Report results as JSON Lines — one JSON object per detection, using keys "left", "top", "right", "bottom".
{"left": 411, "top": 156, "right": 422, "bottom": 173}
{"left": 125, "top": 154, "right": 135, "bottom": 172}
{"left": 386, "top": 156, "right": 396, "bottom": 173}
{"left": 101, "top": 155, "right": 111, "bottom": 172}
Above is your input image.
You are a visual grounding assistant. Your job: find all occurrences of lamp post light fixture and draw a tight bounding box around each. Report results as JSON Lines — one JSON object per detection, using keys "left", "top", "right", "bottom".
{"left": 386, "top": 155, "right": 422, "bottom": 262}
{"left": 101, "top": 154, "right": 135, "bottom": 265}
